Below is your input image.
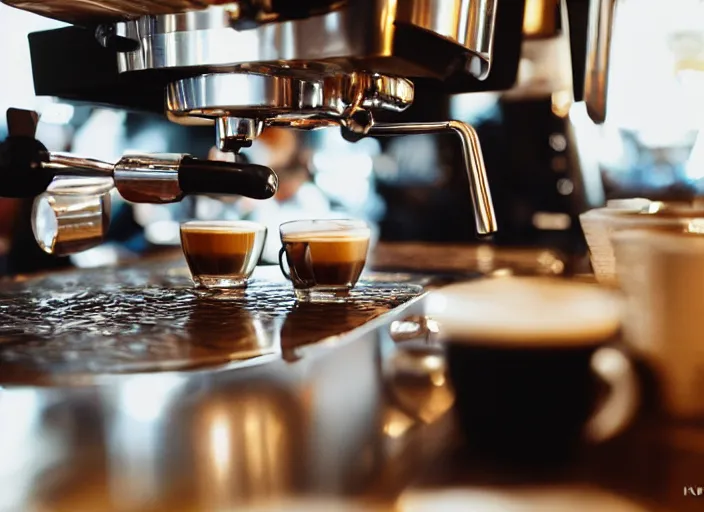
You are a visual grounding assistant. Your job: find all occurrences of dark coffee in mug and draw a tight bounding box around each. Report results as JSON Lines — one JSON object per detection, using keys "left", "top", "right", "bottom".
{"left": 427, "top": 277, "right": 632, "bottom": 466}
{"left": 180, "top": 221, "right": 266, "bottom": 289}
{"left": 281, "top": 233, "right": 369, "bottom": 289}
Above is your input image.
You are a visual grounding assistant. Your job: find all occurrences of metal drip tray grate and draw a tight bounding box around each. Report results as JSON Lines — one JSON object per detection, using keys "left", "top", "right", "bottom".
{"left": 0, "top": 262, "right": 423, "bottom": 382}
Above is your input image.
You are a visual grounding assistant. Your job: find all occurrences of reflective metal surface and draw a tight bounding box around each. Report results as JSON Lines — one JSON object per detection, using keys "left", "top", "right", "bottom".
{"left": 116, "top": 7, "right": 354, "bottom": 74}
{"left": 1, "top": 0, "right": 232, "bottom": 22}
{"left": 1, "top": 0, "right": 345, "bottom": 24}
{"left": 397, "top": 0, "right": 497, "bottom": 80}
{"left": 4, "top": 1, "right": 501, "bottom": 239}
{"left": 371, "top": 243, "right": 567, "bottom": 276}
{"left": 365, "top": 121, "right": 497, "bottom": 235}
{"left": 0, "top": 264, "right": 423, "bottom": 380}
{"left": 523, "top": 0, "right": 558, "bottom": 39}
{"left": 113, "top": 153, "right": 184, "bottom": 204}
{"left": 0, "top": 263, "right": 450, "bottom": 511}
{"left": 113, "top": 2, "right": 494, "bottom": 79}
{"left": 43, "top": 153, "right": 115, "bottom": 178}
{"left": 585, "top": 0, "right": 618, "bottom": 124}
{"left": 217, "top": 117, "right": 265, "bottom": 152}
{"left": 383, "top": 342, "right": 452, "bottom": 425}
{"left": 167, "top": 73, "right": 415, "bottom": 122}
{"left": 3, "top": 0, "right": 502, "bottom": 237}
{"left": 31, "top": 177, "right": 113, "bottom": 256}
{"left": 41, "top": 148, "right": 278, "bottom": 206}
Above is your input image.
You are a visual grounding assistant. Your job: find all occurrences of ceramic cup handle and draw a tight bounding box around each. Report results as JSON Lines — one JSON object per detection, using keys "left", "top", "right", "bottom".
{"left": 585, "top": 345, "right": 640, "bottom": 443}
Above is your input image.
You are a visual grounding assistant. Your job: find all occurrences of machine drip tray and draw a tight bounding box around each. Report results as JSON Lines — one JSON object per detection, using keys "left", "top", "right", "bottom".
{"left": 0, "top": 262, "right": 424, "bottom": 383}
{"left": 0, "top": 260, "right": 458, "bottom": 511}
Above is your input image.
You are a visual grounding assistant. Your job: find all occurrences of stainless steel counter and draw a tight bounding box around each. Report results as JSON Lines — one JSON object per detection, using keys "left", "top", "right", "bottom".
{"left": 0, "top": 262, "right": 449, "bottom": 511}
{"left": 1, "top": 251, "right": 701, "bottom": 511}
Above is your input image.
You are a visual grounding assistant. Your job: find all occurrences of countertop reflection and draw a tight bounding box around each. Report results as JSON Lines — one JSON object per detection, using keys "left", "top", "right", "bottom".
{"left": 2, "top": 253, "right": 698, "bottom": 511}
{"left": 0, "top": 260, "right": 443, "bottom": 511}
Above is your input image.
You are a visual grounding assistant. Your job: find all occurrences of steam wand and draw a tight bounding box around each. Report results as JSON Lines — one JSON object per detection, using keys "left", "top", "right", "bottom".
{"left": 340, "top": 116, "right": 497, "bottom": 236}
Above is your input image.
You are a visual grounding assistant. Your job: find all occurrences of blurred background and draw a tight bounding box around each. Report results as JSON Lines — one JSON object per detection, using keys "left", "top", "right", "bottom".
{"left": 3, "top": 0, "right": 704, "bottom": 275}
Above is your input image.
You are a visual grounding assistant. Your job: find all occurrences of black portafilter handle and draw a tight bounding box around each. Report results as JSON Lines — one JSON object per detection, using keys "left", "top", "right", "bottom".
{"left": 112, "top": 154, "right": 278, "bottom": 203}
{"left": 1, "top": 109, "right": 279, "bottom": 202}
{"left": 0, "top": 144, "right": 279, "bottom": 202}
{"left": 178, "top": 156, "right": 278, "bottom": 200}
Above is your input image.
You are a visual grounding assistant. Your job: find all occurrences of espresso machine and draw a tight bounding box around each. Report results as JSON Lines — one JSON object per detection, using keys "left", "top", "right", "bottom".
{"left": 0, "top": 3, "right": 647, "bottom": 510}
{"left": 0, "top": 0, "right": 625, "bottom": 256}
{"left": 0, "top": 0, "right": 623, "bottom": 261}
{"left": 0, "top": 0, "right": 618, "bottom": 258}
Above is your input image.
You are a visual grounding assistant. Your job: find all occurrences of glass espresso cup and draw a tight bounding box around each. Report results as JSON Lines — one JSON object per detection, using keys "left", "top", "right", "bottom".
{"left": 180, "top": 220, "right": 267, "bottom": 289}
{"left": 278, "top": 219, "right": 371, "bottom": 302}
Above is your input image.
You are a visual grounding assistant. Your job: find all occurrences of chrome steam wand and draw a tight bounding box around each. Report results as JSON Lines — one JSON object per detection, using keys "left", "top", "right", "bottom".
{"left": 343, "top": 120, "right": 497, "bottom": 236}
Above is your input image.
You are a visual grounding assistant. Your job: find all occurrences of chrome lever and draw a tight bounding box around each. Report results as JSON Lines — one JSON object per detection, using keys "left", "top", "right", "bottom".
{"left": 40, "top": 152, "right": 278, "bottom": 203}
{"left": 42, "top": 153, "right": 186, "bottom": 203}
{"left": 357, "top": 121, "right": 497, "bottom": 236}
{"left": 42, "top": 153, "right": 115, "bottom": 178}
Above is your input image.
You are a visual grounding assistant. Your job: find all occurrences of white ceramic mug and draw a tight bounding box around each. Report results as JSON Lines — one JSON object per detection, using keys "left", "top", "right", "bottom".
{"left": 580, "top": 204, "right": 704, "bottom": 286}
{"left": 613, "top": 229, "right": 704, "bottom": 418}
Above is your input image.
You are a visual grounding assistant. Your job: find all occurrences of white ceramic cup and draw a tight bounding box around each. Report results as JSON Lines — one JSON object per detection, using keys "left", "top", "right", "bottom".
{"left": 580, "top": 204, "right": 704, "bottom": 286}
{"left": 613, "top": 229, "right": 704, "bottom": 418}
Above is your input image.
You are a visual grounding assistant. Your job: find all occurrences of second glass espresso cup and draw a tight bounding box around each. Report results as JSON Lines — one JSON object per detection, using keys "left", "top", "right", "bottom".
{"left": 278, "top": 219, "right": 371, "bottom": 302}
{"left": 180, "top": 220, "right": 267, "bottom": 289}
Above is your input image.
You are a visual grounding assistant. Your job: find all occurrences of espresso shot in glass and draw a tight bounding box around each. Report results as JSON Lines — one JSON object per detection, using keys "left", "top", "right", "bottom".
{"left": 180, "top": 220, "right": 267, "bottom": 290}
{"left": 278, "top": 219, "right": 371, "bottom": 302}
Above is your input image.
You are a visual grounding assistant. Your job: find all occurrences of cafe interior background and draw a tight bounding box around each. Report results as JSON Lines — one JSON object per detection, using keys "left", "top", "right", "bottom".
{"left": 4, "top": 1, "right": 704, "bottom": 511}
{"left": 3, "top": 0, "right": 704, "bottom": 275}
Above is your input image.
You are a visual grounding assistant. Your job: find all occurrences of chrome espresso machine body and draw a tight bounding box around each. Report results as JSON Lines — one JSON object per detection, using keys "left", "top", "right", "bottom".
{"left": 0, "top": 0, "right": 519, "bottom": 256}
{"left": 0, "top": 3, "right": 631, "bottom": 510}
{"left": 0, "top": 0, "right": 617, "bottom": 252}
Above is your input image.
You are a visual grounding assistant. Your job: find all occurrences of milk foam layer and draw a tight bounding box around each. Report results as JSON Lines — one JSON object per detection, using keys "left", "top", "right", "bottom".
{"left": 181, "top": 220, "right": 266, "bottom": 233}
{"left": 282, "top": 229, "right": 370, "bottom": 242}
{"left": 426, "top": 277, "right": 623, "bottom": 346}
